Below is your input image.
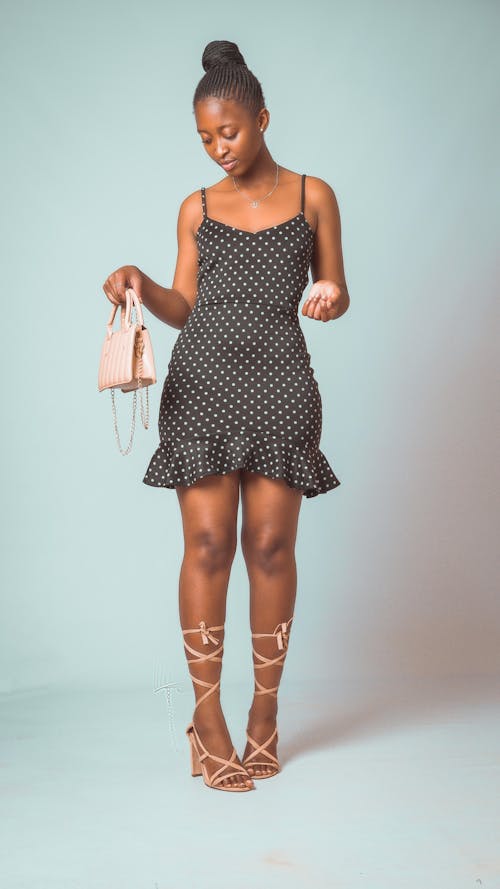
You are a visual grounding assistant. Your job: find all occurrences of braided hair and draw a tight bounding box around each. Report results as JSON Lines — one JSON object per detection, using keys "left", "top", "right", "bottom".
{"left": 193, "top": 40, "right": 266, "bottom": 117}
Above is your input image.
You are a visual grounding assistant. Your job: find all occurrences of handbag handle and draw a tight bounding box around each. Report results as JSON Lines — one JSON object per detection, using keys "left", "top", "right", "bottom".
{"left": 104, "top": 287, "right": 145, "bottom": 336}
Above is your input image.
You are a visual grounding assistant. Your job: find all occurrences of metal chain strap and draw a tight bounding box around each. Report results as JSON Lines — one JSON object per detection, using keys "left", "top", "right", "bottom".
{"left": 110, "top": 386, "right": 137, "bottom": 455}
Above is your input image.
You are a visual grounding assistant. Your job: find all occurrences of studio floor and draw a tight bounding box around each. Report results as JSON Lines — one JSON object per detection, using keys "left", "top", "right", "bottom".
{"left": 1, "top": 674, "right": 499, "bottom": 889}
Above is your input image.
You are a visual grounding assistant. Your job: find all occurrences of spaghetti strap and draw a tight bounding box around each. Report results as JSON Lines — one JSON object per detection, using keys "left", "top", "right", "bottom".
{"left": 300, "top": 174, "right": 306, "bottom": 214}
{"left": 201, "top": 186, "right": 207, "bottom": 219}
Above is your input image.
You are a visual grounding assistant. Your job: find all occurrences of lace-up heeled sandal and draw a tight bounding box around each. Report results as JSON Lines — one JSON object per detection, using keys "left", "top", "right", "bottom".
{"left": 183, "top": 620, "right": 255, "bottom": 792}
{"left": 242, "top": 616, "right": 294, "bottom": 779}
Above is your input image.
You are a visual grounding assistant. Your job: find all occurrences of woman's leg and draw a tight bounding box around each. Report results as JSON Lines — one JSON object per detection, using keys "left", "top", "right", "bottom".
{"left": 239, "top": 471, "right": 303, "bottom": 776}
{"left": 176, "top": 469, "right": 253, "bottom": 789}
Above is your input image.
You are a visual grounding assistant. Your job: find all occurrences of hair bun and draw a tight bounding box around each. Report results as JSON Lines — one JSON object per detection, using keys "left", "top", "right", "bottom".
{"left": 202, "top": 40, "right": 247, "bottom": 73}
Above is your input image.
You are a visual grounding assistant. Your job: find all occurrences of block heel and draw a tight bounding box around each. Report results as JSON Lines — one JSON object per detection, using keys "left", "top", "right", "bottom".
{"left": 186, "top": 723, "right": 202, "bottom": 776}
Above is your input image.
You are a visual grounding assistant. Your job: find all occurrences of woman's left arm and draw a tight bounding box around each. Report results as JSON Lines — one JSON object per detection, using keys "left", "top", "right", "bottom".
{"left": 301, "top": 178, "right": 350, "bottom": 323}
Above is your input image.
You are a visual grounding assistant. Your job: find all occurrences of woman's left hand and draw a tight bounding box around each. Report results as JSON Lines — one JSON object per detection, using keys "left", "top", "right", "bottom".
{"left": 301, "top": 280, "right": 342, "bottom": 322}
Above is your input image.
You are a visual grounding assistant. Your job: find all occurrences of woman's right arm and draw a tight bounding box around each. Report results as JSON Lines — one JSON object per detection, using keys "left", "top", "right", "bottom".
{"left": 102, "top": 192, "right": 201, "bottom": 331}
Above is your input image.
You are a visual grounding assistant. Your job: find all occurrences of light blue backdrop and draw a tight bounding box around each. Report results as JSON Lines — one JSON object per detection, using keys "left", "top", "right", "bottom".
{"left": 1, "top": 0, "right": 498, "bottom": 694}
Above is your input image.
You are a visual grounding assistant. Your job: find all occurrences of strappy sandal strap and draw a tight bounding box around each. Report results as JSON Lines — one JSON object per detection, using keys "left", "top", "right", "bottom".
{"left": 251, "top": 616, "right": 294, "bottom": 698}
{"left": 252, "top": 617, "right": 294, "bottom": 652}
{"left": 183, "top": 619, "right": 253, "bottom": 788}
{"left": 243, "top": 725, "right": 280, "bottom": 769}
{"left": 182, "top": 621, "right": 224, "bottom": 709}
{"left": 189, "top": 723, "right": 251, "bottom": 788}
{"left": 182, "top": 620, "right": 223, "bottom": 647}
{"left": 243, "top": 615, "right": 294, "bottom": 774}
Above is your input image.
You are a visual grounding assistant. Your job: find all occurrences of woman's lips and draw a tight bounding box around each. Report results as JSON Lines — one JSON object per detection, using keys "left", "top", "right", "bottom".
{"left": 220, "top": 160, "right": 237, "bottom": 171}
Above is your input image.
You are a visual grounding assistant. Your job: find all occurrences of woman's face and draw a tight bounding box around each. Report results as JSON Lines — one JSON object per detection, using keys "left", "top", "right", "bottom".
{"left": 195, "top": 97, "right": 265, "bottom": 175}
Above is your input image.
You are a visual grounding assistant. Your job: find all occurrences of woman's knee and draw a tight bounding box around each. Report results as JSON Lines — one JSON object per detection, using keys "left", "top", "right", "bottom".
{"left": 241, "top": 530, "right": 294, "bottom": 575}
{"left": 185, "top": 527, "right": 237, "bottom": 575}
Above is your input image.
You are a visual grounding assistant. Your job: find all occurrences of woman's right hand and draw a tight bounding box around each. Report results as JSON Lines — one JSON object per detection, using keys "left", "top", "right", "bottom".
{"left": 102, "top": 265, "right": 144, "bottom": 306}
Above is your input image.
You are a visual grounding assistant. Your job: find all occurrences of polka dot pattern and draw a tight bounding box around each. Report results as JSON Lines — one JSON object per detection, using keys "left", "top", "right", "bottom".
{"left": 142, "top": 174, "right": 341, "bottom": 498}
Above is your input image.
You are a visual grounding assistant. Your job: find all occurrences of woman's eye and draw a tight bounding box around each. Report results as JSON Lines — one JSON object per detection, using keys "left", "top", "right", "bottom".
{"left": 201, "top": 134, "right": 236, "bottom": 145}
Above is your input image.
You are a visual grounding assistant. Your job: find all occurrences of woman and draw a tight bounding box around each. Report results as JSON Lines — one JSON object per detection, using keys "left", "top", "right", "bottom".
{"left": 103, "top": 40, "right": 350, "bottom": 793}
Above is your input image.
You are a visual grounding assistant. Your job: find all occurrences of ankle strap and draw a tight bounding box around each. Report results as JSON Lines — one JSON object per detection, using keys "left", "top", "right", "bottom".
{"left": 181, "top": 620, "right": 225, "bottom": 711}
{"left": 252, "top": 616, "right": 294, "bottom": 651}
{"left": 182, "top": 620, "right": 224, "bottom": 646}
{"left": 250, "top": 616, "right": 294, "bottom": 699}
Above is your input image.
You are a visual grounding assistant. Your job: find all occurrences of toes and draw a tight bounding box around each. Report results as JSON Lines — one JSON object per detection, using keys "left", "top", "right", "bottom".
{"left": 242, "top": 772, "right": 254, "bottom": 788}
{"left": 221, "top": 772, "right": 253, "bottom": 789}
{"left": 241, "top": 755, "right": 282, "bottom": 781}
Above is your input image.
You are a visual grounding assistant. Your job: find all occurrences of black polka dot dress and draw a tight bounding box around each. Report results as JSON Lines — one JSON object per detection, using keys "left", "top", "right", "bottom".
{"left": 142, "top": 174, "right": 341, "bottom": 498}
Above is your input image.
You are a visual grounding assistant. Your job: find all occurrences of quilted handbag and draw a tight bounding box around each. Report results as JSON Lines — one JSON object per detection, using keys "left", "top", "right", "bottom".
{"left": 98, "top": 287, "right": 157, "bottom": 454}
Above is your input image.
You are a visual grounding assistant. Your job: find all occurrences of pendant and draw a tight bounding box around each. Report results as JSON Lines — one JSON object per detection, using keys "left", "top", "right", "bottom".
{"left": 251, "top": 200, "right": 259, "bottom": 208}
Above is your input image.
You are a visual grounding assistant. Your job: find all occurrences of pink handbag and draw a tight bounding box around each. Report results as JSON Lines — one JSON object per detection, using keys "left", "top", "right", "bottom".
{"left": 98, "top": 287, "right": 157, "bottom": 454}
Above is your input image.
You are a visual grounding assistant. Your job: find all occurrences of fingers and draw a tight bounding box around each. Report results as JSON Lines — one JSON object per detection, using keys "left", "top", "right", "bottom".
{"left": 102, "top": 267, "right": 143, "bottom": 306}
{"left": 320, "top": 298, "right": 333, "bottom": 322}
{"left": 301, "top": 293, "right": 334, "bottom": 322}
{"left": 102, "top": 281, "right": 120, "bottom": 306}
{"left": 102, "top": 274, "right": 126, "bottom": 306}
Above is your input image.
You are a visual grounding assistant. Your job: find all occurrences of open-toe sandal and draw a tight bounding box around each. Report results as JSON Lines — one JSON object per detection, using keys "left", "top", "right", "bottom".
{"left": 183, "top": 620, "right": 255, "bottom": 792}
{"left": 242, "top": 616, "right": 294, "bottom": 779}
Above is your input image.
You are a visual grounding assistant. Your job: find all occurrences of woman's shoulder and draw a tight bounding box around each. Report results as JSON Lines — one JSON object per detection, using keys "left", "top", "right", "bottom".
{"left": 179, "top": 186, "right": 204, "bottom": 211}
{"left": 173, "top": 188, "right": 209, "bottom": 243}
{"left": 275, "top": 167, "right": 337, "bottom": 193}
{"left": 177, "top": 187, "right": 206, "bottom": 225}
{"left": 276, "top": 168, "right": 340, "bottom": 213}
{"left": 303, "top": 174, "right": 341, "bottom": 222}
{"left": 303, "top": 173, "right": 338, "bottom": 200}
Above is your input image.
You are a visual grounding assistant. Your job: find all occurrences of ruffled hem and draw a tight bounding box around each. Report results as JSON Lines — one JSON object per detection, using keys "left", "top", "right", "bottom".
{"left": 142, "top": 432, "right": 341, "bottom": 499}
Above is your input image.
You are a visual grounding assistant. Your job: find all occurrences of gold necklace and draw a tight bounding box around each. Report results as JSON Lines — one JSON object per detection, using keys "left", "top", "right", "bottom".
{"left": 232, "top": 162, "right": 280, "bottom": 208}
